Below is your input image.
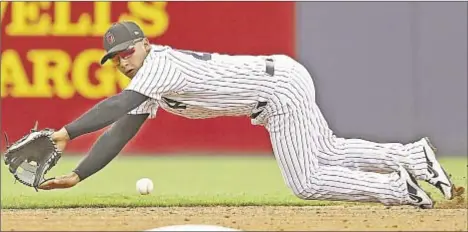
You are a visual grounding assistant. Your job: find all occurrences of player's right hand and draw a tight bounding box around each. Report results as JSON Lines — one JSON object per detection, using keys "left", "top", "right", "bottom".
{"left": 38, "top": 172, "right": 81, "bottom": 190}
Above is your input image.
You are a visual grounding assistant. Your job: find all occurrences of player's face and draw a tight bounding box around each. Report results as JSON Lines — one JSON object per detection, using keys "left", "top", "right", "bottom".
{"left": 111, "top": 39, "right": 149, "bottom": 78}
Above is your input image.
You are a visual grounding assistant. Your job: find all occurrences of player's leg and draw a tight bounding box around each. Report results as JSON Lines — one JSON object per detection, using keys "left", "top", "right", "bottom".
{"left": 325, "top": 136, "right": 455, "bottom": 199}
{"left": 287, "top": 60, "right": 454, "bottom": 199}
{"left": 265, "top": 98, "right": 433, "bottom": 208}
{"left": 315, "top": 132, "right": 429, "bottom": 179}
{"left": 308, "top": 101, "right": 454, "bottom": 199}
{"left": 293, "top": 82, "right": 429, "bottom": 180}
{"left": 265, "top": 59, "right": 433, "bottom": 207}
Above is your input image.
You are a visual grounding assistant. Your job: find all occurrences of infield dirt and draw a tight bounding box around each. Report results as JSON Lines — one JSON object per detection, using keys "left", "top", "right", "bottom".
{"left": 2, "top": 201, "right": 467, "bottom": 231}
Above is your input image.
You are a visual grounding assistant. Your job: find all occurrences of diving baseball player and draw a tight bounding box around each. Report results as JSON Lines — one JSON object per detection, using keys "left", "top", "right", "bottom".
{"left": 39, "top": 21, "right": 456, "bottom": 209}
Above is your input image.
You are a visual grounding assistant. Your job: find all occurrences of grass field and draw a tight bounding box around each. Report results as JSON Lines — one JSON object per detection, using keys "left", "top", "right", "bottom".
{"left": 2, "top": 155, "right": 467, "bottom": 209}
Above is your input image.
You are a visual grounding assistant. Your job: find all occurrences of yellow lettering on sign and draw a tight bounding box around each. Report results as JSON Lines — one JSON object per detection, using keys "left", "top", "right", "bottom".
{"left": 52, "top": 2, "right": 92, "bottom": 36}
{"left": 1, "top": 50, "right": 36, "bottom": 97}
{"left": 92, "top": 2, "right": 112, "bottom": 36}
{"left": 1, "top": 49, "right": 134, "bottom": 99}
{"left": 1, "top": 2, "right": 9, "bottom": 22}
{"left": 4, "top": 2, "right": 169, "bottom": 37}
{"left": 119, "top": 2, "right": 169, "bottom": 37}
{"left": 73, "top": 49, "right": 116, "bottom": 99}
{"left": 27, "top": 50, "right": 74, "bottom": 99}
{"left": 6, "top": 2, "right": 51, "bottom": 36}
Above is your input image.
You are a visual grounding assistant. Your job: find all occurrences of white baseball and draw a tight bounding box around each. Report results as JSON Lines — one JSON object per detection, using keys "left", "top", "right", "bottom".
{"left": 136, "top": 178, "right": 154, "bottom": 195}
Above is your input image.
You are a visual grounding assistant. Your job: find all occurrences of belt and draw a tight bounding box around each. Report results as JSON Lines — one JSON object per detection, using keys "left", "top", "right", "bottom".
{"left": 265, "top": 58, "right": 275, "bottom": 76}
{"left": 250, "top": 58, "right": 274, "bottom": 120}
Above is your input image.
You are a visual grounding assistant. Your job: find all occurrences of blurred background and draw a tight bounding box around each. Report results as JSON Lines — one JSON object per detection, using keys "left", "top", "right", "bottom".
{"left": 1, "top": 2, "right": 467, "bottom": 157}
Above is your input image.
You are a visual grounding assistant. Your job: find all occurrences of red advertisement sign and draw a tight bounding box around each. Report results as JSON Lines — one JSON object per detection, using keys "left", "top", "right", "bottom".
{"left": 1, "top": 2, "right": 295, "bottom": 154}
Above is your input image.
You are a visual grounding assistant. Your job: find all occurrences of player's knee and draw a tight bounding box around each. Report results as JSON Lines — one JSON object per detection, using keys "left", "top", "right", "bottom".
{"left": 291, "top": 185, "right": 317, "bottom": 200}
{"left": 294, "top": 191, "right": 310, "bottom": 200}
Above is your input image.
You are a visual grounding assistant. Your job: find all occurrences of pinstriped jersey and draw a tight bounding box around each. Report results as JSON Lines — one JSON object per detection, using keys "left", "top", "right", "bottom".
{"left": 126, "top": 45, "right": 283, "bottom": 124}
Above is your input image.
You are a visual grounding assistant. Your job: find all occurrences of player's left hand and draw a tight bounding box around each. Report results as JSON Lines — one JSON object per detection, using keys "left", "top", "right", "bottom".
{"left": 38, "top": 172, "right": 81, "bottom": 190}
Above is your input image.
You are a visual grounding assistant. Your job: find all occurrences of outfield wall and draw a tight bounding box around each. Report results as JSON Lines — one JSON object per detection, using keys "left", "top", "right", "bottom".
{"left": 1, "top": 2, "right": 466, "bottom": 156}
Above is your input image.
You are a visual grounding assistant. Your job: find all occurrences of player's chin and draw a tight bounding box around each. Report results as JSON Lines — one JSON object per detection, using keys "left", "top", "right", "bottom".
{"left": 123, "top": 71, "right": 135, "bottom": 79}
{"left": 125, "top": 70, "right": 136, "bottom": 78}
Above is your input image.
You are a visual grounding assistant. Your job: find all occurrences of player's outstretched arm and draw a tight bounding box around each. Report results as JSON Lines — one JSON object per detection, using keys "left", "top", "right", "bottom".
{"left": 38, "top": 113, "right": 149, "bottom": 190}
{"left": 62, "top": 89, "right": 149, "bottom": 141}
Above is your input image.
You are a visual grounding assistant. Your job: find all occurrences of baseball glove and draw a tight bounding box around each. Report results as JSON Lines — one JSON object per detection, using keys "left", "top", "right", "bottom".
{"left": 3, "top": 121, "right": 62, "bottom": 191}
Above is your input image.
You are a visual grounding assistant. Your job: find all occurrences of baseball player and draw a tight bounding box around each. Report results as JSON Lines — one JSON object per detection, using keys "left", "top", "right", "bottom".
{"left": 39, "top": 21, "right": 455, "bottom": 209}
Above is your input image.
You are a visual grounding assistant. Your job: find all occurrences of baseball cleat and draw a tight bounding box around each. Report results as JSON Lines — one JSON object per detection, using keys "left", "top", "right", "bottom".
{"left": 421, "top": 137, "right": 454, "bottom": 200}
{"left": 398, "top": 166, "right": 434, "bottom": 209}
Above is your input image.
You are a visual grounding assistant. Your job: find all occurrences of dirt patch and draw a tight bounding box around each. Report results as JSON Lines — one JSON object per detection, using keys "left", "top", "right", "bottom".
{"left": 2, "top": 205, "right": 467, "bottom": 231}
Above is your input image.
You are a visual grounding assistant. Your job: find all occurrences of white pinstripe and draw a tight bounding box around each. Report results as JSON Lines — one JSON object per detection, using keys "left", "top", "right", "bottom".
{"left": 125, "top": 45, "right": 430, "bottom": 205}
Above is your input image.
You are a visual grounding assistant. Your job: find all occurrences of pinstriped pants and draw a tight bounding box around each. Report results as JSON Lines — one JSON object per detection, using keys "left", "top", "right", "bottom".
{"left": 264, "top": 56, "right": 429, "bottom": 205}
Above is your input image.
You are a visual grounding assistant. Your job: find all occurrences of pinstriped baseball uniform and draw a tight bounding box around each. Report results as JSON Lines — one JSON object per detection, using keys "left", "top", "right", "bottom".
{"left": 126, "top": 44, "right": 430, "bottom": 205}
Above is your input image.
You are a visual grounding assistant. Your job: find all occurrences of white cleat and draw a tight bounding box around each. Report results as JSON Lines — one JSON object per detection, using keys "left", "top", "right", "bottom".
{"left": 421, "top": 137, "right": 454, "bottom": 200}
{"left": 398, "top": 166, "right": 434, "bottom": 209}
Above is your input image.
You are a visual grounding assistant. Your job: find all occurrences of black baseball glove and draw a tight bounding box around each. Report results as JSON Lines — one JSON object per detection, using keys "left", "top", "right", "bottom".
{"left": 3, "top": 122, "right": 62, "bottom": 191}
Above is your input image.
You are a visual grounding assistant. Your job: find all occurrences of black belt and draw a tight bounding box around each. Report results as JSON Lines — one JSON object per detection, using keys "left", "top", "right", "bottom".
{"left": 265, "top": 58, "right": 275, "bottom": 76}
{"left": 250, "top": 58, "right": 274, "bottom": 120}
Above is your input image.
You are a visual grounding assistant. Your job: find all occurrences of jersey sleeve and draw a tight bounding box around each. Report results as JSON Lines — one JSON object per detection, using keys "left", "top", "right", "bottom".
{"left": 127, "top": 98, "right": 159, "bottom": 119}
{"left": 125, "top": 50, "right": 185, "bottom": 99}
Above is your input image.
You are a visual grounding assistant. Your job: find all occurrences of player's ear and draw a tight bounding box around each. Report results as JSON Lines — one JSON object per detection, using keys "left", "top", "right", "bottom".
{"left": 143, "top": 38, "right": 151, "bottom": 50}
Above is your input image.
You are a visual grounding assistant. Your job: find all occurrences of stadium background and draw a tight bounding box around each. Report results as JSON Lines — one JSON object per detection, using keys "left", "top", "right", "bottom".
{"left": 1, "top": 1, "right": 466, "bottom": 156}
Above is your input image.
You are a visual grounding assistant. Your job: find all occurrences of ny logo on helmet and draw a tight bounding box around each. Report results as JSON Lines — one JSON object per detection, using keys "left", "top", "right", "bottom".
{"left": 106, "top": 32, "right": 115, "bottom": 45}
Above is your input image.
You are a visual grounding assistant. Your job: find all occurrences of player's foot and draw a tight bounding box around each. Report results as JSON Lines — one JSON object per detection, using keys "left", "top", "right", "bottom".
{"left": 398, "top": 166, "right": 434, "bottom": 209}
{"left": 421, "top": 137, "right": 454, "bottom": 200}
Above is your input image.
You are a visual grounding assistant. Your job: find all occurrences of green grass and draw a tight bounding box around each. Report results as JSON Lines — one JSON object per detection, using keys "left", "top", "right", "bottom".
{"left": 1, "top": 155, "right": 466, "bottom": 209}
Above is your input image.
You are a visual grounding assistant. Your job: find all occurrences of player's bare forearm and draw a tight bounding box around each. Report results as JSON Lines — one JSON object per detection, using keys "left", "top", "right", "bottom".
{"left": 62, "top": 90, "right": 149, "bottom": 140}
{"left": 72, "top": 113, "right": 149, "bottom": 181}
